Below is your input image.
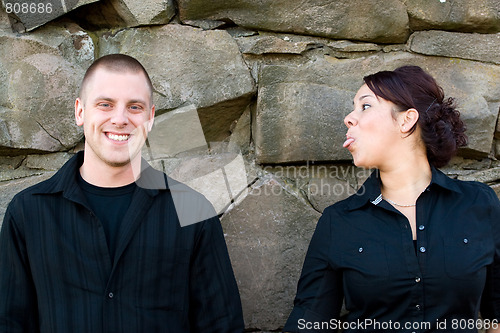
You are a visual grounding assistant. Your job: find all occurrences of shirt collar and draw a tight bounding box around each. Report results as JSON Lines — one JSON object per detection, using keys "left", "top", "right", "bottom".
{"left": 346, "top": 165, "right": 462, "bottom": 211}
{"left": 346, "top": 169, "right": 382, "bottom": 211}
{"left": 32, "top": 150, "right": 165, "bottom": 198}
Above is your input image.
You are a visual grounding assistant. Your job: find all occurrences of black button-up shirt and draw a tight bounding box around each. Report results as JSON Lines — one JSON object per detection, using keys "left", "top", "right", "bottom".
{"left": 0, "top": 152, "right": 244, "bottom": 333}
{"left": 284, "top": 167, "right": 500, "bottom": 332}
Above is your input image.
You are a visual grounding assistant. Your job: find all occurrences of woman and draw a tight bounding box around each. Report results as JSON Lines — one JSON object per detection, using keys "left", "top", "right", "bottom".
{"left": 283, "top": 66, "right": 500, "bottom": 333}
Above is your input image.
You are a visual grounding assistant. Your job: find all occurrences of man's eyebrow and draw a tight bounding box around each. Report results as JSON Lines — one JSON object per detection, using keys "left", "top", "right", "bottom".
{"left": 92, "top": 97, "right": 148, "bottom": 105}
{"left": 93, "top": 96, "right": 115, "bottom": 103}
{"left": 128, "top": 99, "right": 148, "bottom": 105}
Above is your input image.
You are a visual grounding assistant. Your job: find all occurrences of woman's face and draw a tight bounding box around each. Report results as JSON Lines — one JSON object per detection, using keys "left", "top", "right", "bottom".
{"left": 343, "top": 84, "right": 402, "bottom": 169}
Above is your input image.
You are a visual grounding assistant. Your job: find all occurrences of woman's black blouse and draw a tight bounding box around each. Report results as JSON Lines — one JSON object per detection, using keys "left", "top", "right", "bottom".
{"left": 284, "top": 167, "right": 500, "bottom": 332}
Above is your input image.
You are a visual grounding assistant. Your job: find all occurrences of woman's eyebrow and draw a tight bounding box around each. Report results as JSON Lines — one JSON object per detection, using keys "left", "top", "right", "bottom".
{"left": 359, "top": 94, "right": 373, "bottom": 101}
{"left": 353, "top": 94, "right": 374, "bottom": 105}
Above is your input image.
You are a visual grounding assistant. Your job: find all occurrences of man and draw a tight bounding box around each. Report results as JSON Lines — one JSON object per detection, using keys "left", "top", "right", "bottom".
{"left": 0, "top": 54, "right": 244, "bottom": 332}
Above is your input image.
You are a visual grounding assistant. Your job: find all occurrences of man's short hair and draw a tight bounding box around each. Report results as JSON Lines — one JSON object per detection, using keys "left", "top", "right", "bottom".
{"left": 79, "top": 54, "right": 154, "bottom": 104}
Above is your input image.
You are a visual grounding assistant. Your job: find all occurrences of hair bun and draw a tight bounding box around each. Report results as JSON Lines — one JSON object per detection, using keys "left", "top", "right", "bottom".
{"left": 423, "top": 97, "right": 467, "bottom": 168}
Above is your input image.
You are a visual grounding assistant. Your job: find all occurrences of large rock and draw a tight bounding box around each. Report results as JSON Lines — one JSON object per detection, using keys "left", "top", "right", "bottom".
{"left": 255, "top": 68, "right": 354, "bottom": 163}
{"left": 235, "top": 32, "right": 382, "bottom": 58}
{"left": 0, "top": 173, "right": 55, "bottom": 226}
{"left": 140, "top": 102, "right": 256, "bottom": 214}
{"left": 68, "top": 0, "right": 175, "bottom": 29}
{"left": 178, "top": 0, "right": 410, "bottom": 43}
{"left": 1, "top": 0, "right": 99, "bottom": 32}
{"left": 457, "top": 167, "right": 500, "bottom": 183}
{"left": 167, "top": 152, "right": 256, "bottom": 214}
{"left": 0, "top": 155, "right": 26, "bottom": 182}
{"left": 410, "top": 31, "right": 500, "bottom": 65}
{"left": 0, "top": 152, "right": 70, "bottom": 182}
{"left": 306, "top": 165, "right": 367, "bottom": 213}
{"left": 459, "top": 95, "right": 498, "bottom": 156}
{"left": 254, "top": 52, "right": 500, "bottom": 164}
{"left": 221, "top": 175, "right": 321, "bottom": 330}
{"left": 262, "top": 163, "right": 370, "bottom": 213}
{"left": 0, "top": 23, "right": 93, "bottom": 154}
{"left": 228, "top": 106, "right": 252, "bottom": 155}
{"left": 100, "top": 24, "right": 256, "bottom": 142}
{"left": 0, "top": 5, "right": 11, "bottom": 31}
{"left": 497, "top": 113, "right": 500, "bottom": 139}
{"left": 236, "top": 34, "right": 317, "bottom": 55}
{"left": 404, "top": 0, "right": 500, "bottom": 33}
{"left": 0, "top": 21, "right": 94, "bottom": 66}
{"left": 492, "top": 183, "right": 500, "bottom": 200}
{"left": 145, "top": 104, "right": 209, "bottom": 159}
{"left": 24, "top": 152, "right": 72, "bottom": 170}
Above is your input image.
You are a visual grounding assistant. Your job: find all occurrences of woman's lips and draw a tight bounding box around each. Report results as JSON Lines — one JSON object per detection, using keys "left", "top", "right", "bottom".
{"left": 343, "top": 137, "right": 355, "bottom": 148}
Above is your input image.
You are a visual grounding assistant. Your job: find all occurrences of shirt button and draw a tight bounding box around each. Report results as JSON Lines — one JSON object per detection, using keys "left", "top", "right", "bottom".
{"left": 418, "top": 225, "right": 425, "bottom": 231}
{"left": 419, "top": 246, "right": 426, "bottom": 253}
{"left": 416, "top": 304, "right": 421, "bottom": 310}
{"left": 415, "top": 277, "right": 421, "bottom": 283}
{"left": 108, "top": 292, "right": 114, "bottom": 299}
{"left": 358, "top": 247, "right": 364, "bottom": 253}
{"left": 463, "top": 238, "right": 468, "bottom": 244}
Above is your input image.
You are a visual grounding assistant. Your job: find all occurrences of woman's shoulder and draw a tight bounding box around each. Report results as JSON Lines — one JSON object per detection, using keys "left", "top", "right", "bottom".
{"left": 449, "top": 176, "right": 499, "bottom": 202}
{"left": 320, "top": 194, "right": 363, "bottom": 217}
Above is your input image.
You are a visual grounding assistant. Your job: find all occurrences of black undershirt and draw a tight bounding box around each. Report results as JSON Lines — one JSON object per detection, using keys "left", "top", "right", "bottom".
{"left": 77, "top": 173, "right": 136, "bottom": 261}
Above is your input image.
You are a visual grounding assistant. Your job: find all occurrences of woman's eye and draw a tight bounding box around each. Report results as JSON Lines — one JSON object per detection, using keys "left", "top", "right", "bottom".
{"left": 361, "top": 104, "right": 370, "bottom": 111}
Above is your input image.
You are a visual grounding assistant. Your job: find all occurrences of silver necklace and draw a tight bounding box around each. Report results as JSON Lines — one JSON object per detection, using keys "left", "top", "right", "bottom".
{"left": 382, "top": 196, "right": 416, "bottom": 207}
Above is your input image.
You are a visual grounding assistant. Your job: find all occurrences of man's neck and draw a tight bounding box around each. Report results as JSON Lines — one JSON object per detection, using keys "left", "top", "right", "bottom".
{"left": 79, "top": 155, "right": 141, "bottom": 188}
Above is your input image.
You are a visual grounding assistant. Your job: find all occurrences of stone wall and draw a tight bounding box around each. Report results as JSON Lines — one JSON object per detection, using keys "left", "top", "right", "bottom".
{"left": 1, "top": 0, "right": 500, "bottom": 331}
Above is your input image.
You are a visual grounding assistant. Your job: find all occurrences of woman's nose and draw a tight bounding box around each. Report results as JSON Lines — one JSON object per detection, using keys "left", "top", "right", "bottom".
{"left": 344, "top": 111, "right": 356, "bottom": 128}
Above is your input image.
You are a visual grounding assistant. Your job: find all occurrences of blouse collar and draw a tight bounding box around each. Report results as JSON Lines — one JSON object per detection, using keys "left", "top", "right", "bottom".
{"left": 347, "top": 166, "right": 462, "bottom": 211}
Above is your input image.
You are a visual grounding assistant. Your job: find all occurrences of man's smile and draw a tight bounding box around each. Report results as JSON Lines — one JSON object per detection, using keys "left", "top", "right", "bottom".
{"left": 106, "top": 132, "right": 130, "bottom": 142}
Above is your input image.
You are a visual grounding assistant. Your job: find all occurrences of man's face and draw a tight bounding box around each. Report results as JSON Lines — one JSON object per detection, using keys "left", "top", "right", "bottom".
{"left": 75, "top": 68, "right": 155, "bottom": 169}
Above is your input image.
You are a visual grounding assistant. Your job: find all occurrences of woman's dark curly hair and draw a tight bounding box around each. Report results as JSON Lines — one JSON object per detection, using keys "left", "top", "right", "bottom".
{"left": 363, "top": 65, "right": 467, "bottom": 168}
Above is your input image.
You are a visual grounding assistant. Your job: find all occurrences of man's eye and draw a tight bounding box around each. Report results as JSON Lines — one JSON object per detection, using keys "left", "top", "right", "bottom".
{"left": 99, "top": 103, "right": 111, "bottom": 108}
{"left": 130, "top": 105, "right": 143, "bottom": 111}
{"left": 362, "top": 103, "right": 370, "bottom": 111}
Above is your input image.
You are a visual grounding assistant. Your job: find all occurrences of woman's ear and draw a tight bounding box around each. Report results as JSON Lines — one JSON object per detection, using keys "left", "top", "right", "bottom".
{"left": 400, "top": 108, "right": 419, "bottom": 133}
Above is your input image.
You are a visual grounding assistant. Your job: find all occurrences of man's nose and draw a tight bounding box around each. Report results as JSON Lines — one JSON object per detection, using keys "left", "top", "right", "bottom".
{"left": 111, "top": 106, "right": 129, "bottom": 126}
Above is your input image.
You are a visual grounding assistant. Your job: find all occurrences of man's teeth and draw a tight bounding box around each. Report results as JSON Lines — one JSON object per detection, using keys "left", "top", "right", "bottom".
{"left": 107, "top": 133, "right": 129, "bottom": 141}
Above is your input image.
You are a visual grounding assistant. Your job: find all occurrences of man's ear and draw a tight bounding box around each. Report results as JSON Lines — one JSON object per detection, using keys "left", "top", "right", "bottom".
{"left": 147, "top": 105, "right": 155, "bottom": 132}
{"left": 400, "top": 108, "right": 419, "bottom": 133}
{"left": 75, "top": 98, "right": 84, "bottom": 126}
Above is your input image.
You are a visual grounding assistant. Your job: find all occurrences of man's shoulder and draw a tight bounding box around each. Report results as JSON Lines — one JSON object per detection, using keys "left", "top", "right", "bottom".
{"left": 8, "top": 171, "right": 65, "bottom": 207}
{"left": 7, "top": 154, "right": 79, "bottom": 209}
{"left": 138, "top": 163, "right": 218, "bottom": 227}
{"left": 139, "top": 163, "right": 211, "bottom": 201}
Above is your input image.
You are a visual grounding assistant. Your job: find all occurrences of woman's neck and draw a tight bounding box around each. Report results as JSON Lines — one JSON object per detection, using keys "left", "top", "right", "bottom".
{"left": 379, "top": 155, "right": 432, "bottom": 202}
